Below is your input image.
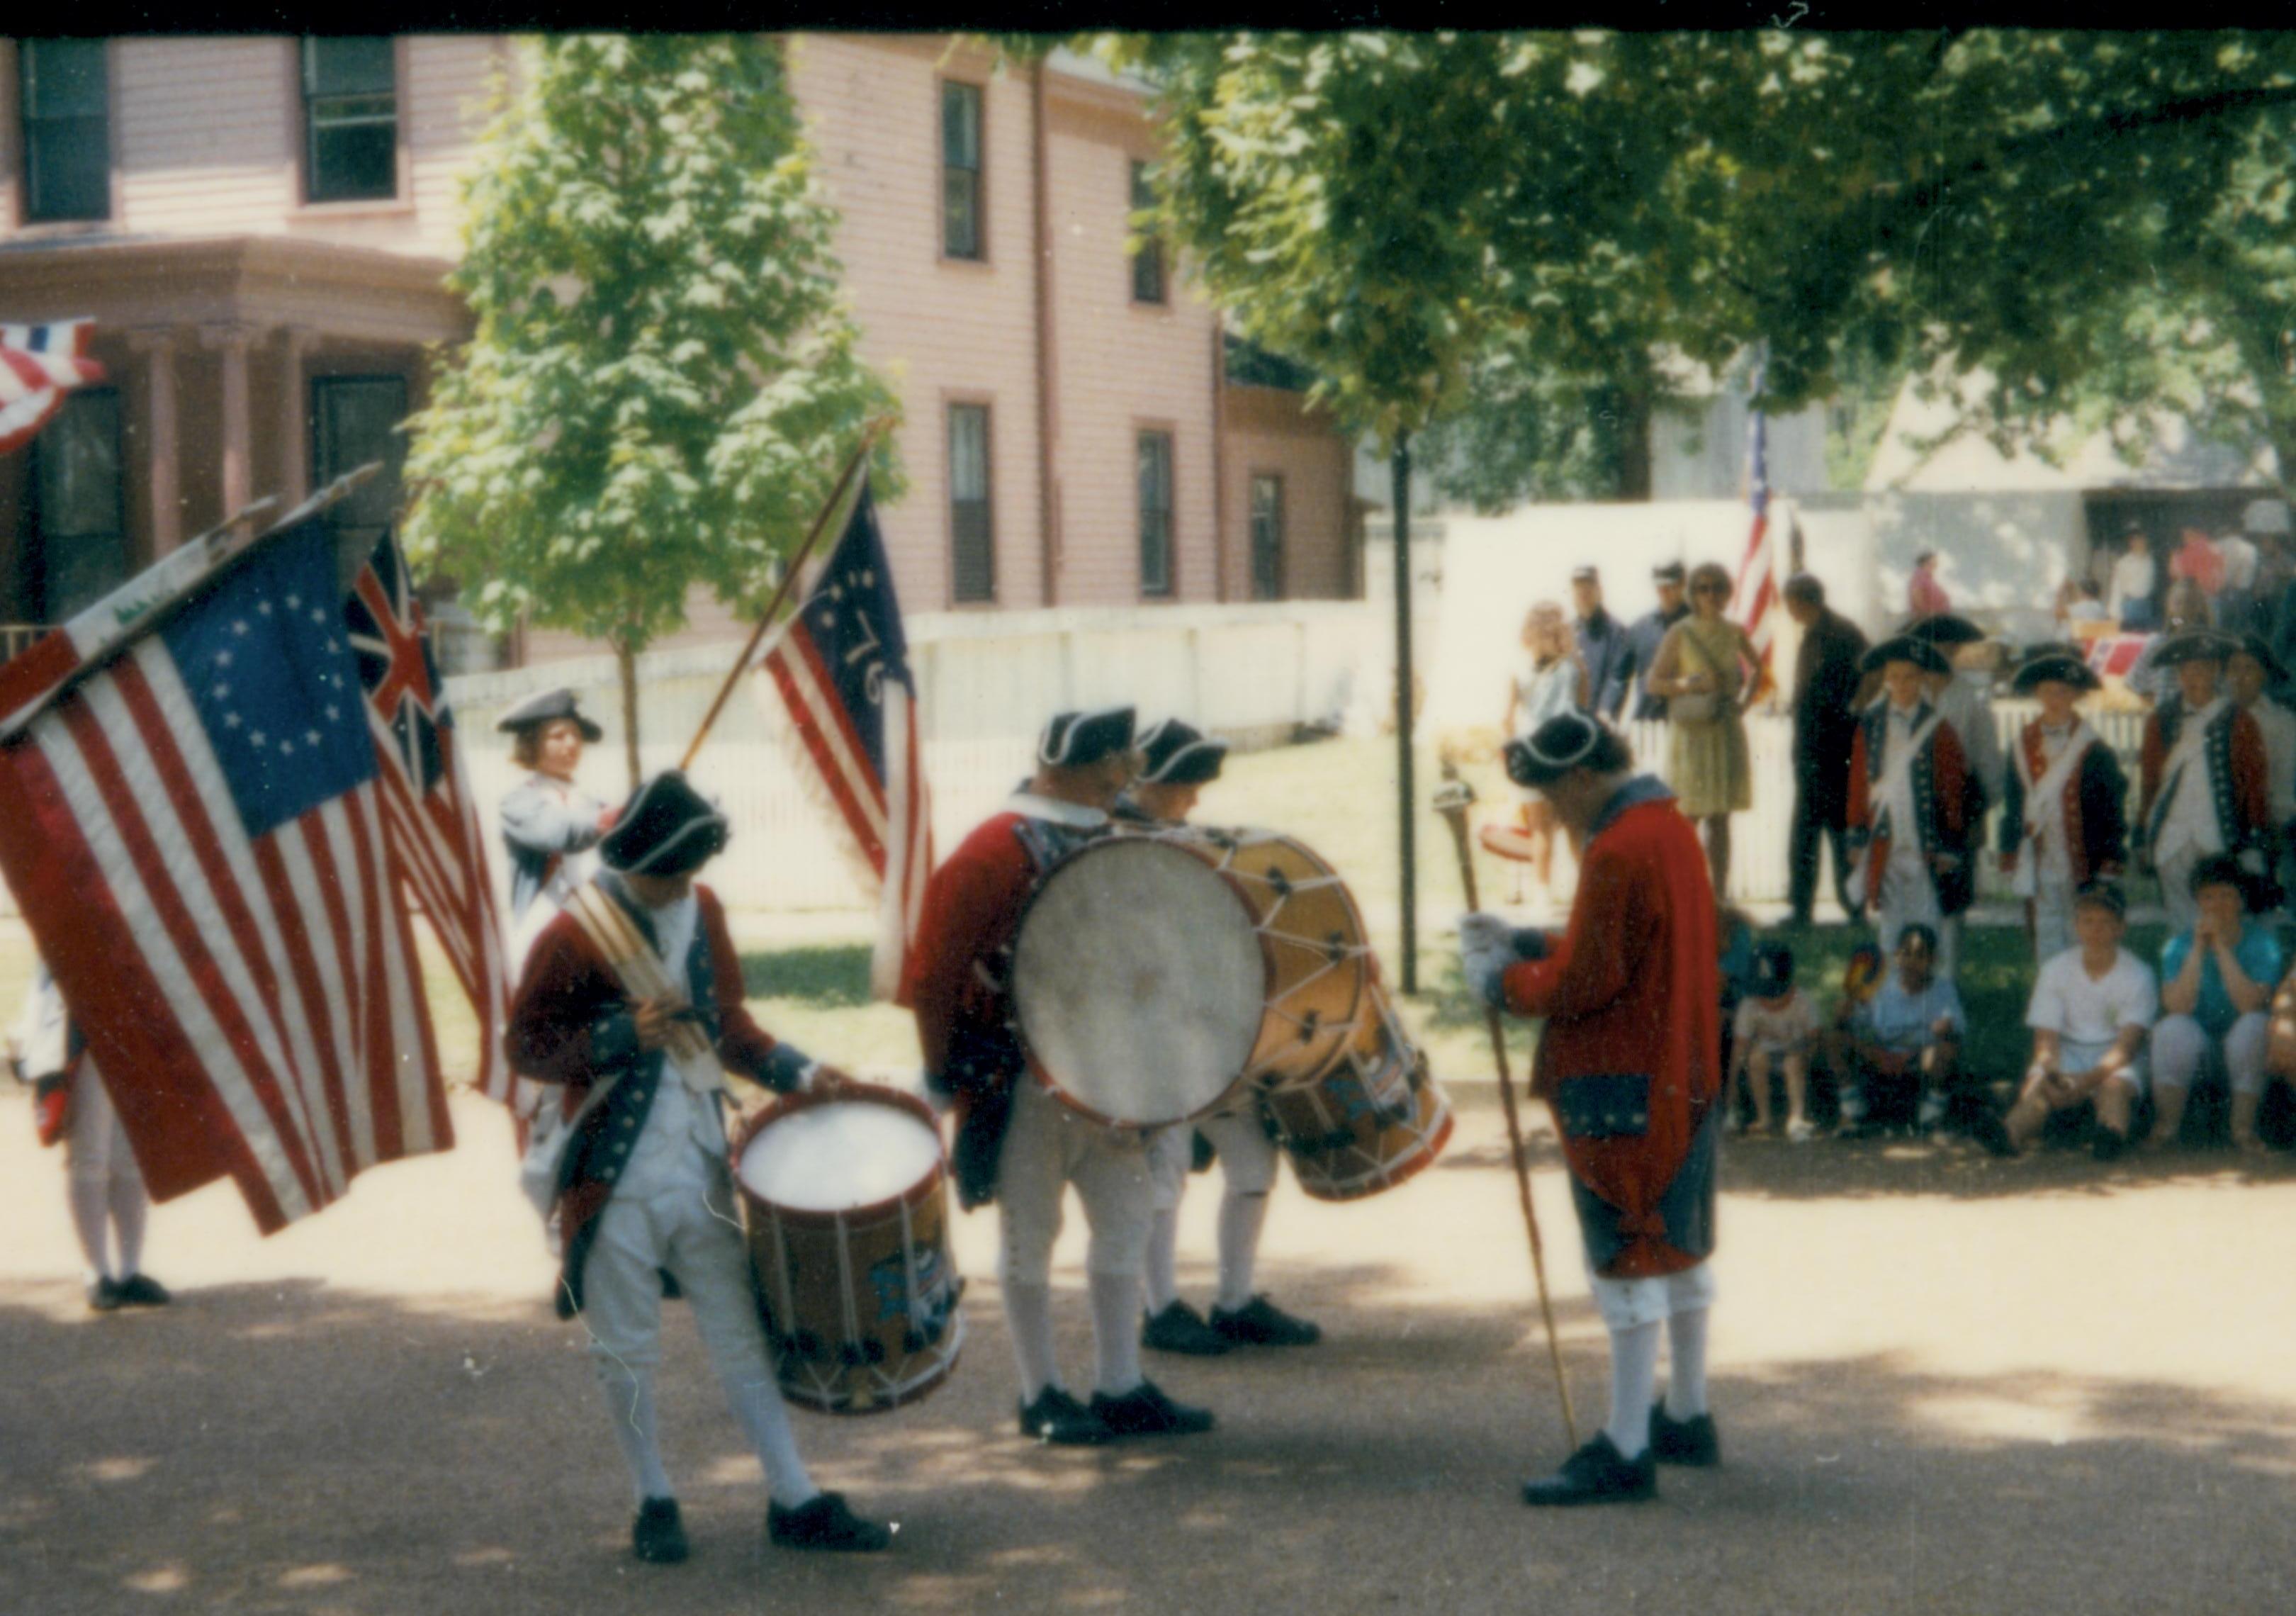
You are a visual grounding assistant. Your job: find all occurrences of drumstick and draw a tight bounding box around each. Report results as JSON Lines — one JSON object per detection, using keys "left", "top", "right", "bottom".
{"left": 1432, "top": 760, "right": 1580, "bottom": 1453}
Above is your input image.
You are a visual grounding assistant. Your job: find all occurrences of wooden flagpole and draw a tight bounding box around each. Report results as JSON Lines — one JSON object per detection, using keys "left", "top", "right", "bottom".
{"left": 679, "top": 417, "right": 894, "bottom": 775}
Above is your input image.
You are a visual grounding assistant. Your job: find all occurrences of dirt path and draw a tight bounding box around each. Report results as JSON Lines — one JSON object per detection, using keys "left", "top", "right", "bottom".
{"left": 4, "top": 1089, "right": 2295, "bottom": 1615}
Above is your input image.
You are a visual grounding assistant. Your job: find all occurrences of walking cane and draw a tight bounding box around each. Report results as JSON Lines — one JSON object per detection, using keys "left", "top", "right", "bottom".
{"left": 680, "top": 415, "right": 895, "bottom": 773}
{"left": 1433, "top": 756, "right": 1580, "bottom": 1450}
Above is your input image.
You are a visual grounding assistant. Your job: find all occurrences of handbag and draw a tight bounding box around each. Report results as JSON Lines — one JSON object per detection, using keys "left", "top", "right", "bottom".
{"left": 1668, "top": 625, "right": 1731, "bottom": 726}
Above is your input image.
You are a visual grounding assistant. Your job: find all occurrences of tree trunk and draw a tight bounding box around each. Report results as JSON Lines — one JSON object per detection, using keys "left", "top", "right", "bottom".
{"left": 1615, "top": 388, "right": 1654, "bottom": 502}
{"left": 1392, "top": 434, "right": 1417, "bottom": 996}
{"left": 615, "top": 633, "right": 641, "bottom": 792}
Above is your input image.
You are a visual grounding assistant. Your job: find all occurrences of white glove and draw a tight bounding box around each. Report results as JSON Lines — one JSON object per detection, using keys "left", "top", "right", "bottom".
{"left": 1458, "top": 911, "right": 1515, "bottom": 1008}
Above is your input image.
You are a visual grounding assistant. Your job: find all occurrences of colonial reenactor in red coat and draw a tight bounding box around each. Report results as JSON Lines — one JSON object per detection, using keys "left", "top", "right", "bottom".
{"left": 1847, "top": 635, "right": 1981, "bottom": 983}
{"left": 904, "top": 707, "right": 1216, "bottom": 1447}
{"left": 1458, "top": 713, "right": 1722, "bottom": 1507}
{"left": 2136, "top": 630, "right": 2273, "bottom": 936}
{"left": 1998, "top": 651, "right": 2129, "bottom": 965}
{"left": 1122, "top": 719, "right": 1321, "bottom": 1358}
{"left": 509, "top": 770, "right": 889, "bottom": 1564}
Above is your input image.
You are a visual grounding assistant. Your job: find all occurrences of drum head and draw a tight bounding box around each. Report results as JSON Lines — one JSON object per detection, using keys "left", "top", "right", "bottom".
{"left": 1011, "top": 837, "right": 1266, "bottom": 1127}
{"left": 738, "top": 1098, "right": 943, "bottom": 1214}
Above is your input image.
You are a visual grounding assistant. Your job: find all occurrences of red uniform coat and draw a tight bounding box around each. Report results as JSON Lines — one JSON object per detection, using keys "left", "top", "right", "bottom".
{"left": 1501, "top": 779, "right": 1721, "bottom": 1279}
{"left": 507, "top": 881, "right": 801, "bottom": 1314}
{"left": 2135, "top": 699, "right": 2270, "bottom": 858}
{"left": 1845, "top": 701, "right": 1981, "bottom": 916}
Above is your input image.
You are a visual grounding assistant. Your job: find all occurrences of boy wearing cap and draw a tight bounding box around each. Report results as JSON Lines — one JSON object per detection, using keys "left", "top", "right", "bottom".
{"left": 1847, "top": 635, "right": 1982, "bottom": 983}
{"left": 1999, "top": 880, "right": 2155, "bottom": 1160}
{"left": 1122, "top": 721, "right": 1323, "bottom": 1357}
{"left": 1621, "top": 563, "right": 1691, "bottom": 722}
{"left": 1841, "top": 923, "right": 1967, "bottom": 1137}
{"left": 905, "top": 707, "right": 1216, "bottom": 1447}
{"left": 2135, "top": 633, "right": 2272, "bottom": 935}
{"left": 1998, "top": 651, "right": 2128, "bottom": 965}
{"left": 509, "top": 771, "right": 890, "bottom": 1563}
{"left": 2152, "top": 855, "right": 2285, "bottom": 1152}
{"left": 1727, "top": 943, "right": 1818, "bottom": 1142}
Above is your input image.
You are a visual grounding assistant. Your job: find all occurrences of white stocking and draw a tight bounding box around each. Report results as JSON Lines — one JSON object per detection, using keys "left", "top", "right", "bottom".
{"left": 1003, "top": 1278, "right": 1060, "bottom": 1403}
{"left": 67, "top": 1172, "right": 113, "bottom": 1284}
{"left": 1089, "top": 1269, "right": 1145, "bottom": 1397}
{"left": 1604, "top": 1320, "right": 1662, "bottom": 1460}
{"left": 1665, "top": 1306, "right": 1711, "bottom": 1420}
{"left": 1142, "top": 1207, "right": 1180, "bottom": 1313}
{"left": 1215, "top": 1190, "right": 1269, "bottom": 1312}
{"left": 109, "top": 1169, "right": 148, "bottom": 1279}
{"left": 599, "top": 1372, "right": 674, "bottom": 1505}
{"left": 720, "top": 1369, "right": 817, "bottom": 1510}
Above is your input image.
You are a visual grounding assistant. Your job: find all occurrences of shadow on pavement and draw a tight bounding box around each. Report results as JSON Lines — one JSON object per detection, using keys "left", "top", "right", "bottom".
{"left": 6, "top": 1254, "right": 2295, "bottom": 1616}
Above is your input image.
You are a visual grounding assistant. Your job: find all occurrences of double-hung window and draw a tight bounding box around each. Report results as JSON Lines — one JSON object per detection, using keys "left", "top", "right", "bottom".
{"left": 941, "top": 82, "right": 983, "bottom": 261}
{"left": 949, "top": 404, "right": 995, "bottom": 603}
{"left": 18, "top": 39, "right": 110, "bottom": 223}
{"left": 1138, "top": 432, "right": 1174, "bottom": 597}
{"left": 302, "top": 37, "right": 398, "bottom": 203}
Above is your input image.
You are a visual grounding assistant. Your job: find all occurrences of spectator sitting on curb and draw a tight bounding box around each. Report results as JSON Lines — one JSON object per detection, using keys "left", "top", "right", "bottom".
{"left": 1840, "top": 924, "right": 1967, "bottom": 1139}
{"left": 1728, "top": 942, "right": 1818, "bottom": 1143}
{"left": 1991, "top": 880, "right": 2157, "bottom": 1162}
{"left": 2151, "top": 855, "right": 2285, "bottom": 1154}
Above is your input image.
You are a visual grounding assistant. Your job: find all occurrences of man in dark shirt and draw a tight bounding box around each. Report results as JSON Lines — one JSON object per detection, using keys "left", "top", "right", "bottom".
{"left": 1572, "top": 566, "right": 1633, "bottom": 722}
{"left": 1620, "top": 562, "right": 1692, "bottom": 722}
{"left": 1784, "top": 573, "right": 1872, "bottom": 925}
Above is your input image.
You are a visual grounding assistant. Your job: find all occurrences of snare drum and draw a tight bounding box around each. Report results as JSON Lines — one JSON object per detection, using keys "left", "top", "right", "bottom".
{"left": 1263, "top": 990, "right": 1453, "bottom": 1201}
{"left": 733, "top": 1084, "right": 964, "bottom": 1415}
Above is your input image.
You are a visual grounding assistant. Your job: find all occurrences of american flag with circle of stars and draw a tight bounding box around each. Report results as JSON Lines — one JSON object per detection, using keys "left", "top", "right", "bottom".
{"left": 0, "top": 519, "right": 450, "bottom": 1234}
{"left": 755, "top": 479, "right": 933, "bottom": 999}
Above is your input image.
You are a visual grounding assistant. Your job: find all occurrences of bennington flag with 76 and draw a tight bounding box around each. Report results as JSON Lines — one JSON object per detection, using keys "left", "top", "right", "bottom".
{"left": 0, "top": 515, "right": 449, "bottom": 1233}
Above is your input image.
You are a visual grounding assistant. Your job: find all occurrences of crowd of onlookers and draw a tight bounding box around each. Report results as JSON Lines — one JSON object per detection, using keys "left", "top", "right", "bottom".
{"left": 1499, "top": 498, "right": 2296, "bottom": 1164}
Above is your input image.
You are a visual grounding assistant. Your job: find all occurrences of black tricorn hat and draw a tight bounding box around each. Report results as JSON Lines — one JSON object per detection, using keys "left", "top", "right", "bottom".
{"left": 2234, "top": 632, "right": 2288, "bottom": 684}
{"left": 1907, "top": 612, "right": 1986, "bottom": 646}
{"left": 496, "top": 685, "right": 603, "bottom": 743}
{"left": 1037, "top": 705, "right": 1136, "bottom": 770}
{"left": 1504, "top": 712, "right": 1630, "bottom": 788}
{"left": 2151, "top": 629, "right": 2240, "bottom": 670}
{"left": 1861, "top": 635, "right": 1951, "bottom": 677}
{"left": 600, "top": 770, "right": 729, "bottom": 877}
{"left": 1136, "top": 717, "right": 1227, "bottom": 786}
{"left": 2011, "top": 650, "right": 2101, "bottom": 695}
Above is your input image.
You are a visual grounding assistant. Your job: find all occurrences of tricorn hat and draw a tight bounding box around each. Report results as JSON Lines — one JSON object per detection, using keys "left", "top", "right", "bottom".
{"left": 1906, "top": 612, "right": 1986, "bottom": 647}
{"left": 1136, "top": 717, "right": 1227, "bottom": 787}
{"left": 1037, "top": 705, "right": 1136, "bottom": 770}
{"left": 1861, "top": 635, "right": 1951, "bottom": 677}
{"left": 600, "top": 770, "right": 729, "bottom": 877}
{"left": 2233, "top": 632, "right": 2288, "bottom": 685}
{"left": 496, "top": 686, "right": 603, "bottom": 743}
{"left": 1504, "top": 712, "right": 1627, "bottom": 788}
{"left": 2010, "top": 649, "right": 2101, "bottom": 696}
{"left": 2151, "top": 629, "right": 2240, "bottom": 670}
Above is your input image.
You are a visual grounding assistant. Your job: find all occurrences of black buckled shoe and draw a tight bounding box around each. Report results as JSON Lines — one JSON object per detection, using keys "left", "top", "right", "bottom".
{"left": 1090, "top": 1379, "right": 1215, "bottom": 1437}
{"left": 115, "top": 1274, "right": 171, "bottom": 1307}
{"left": 1521, "top": 1432, "right": 1658, "bottom": 1506}
{"left": 1018, "top": 1386, "right": 1113, "bottom": 1446}
{"left": 1142, "top": 1300, "right": 1232, "bottom": 1356}
{"left": 768, "top": 1491, "right": 891, "bottom": 1553}
{"left": 86, "top": 1276, "right": 125, "bottom": 1313}
{"left": 1648, "top": 1404, "right": 1721, "bottom": 1467}
{"left": 1209, "top": 1295, "right": 1322, "bottom": 1347}
{"left": 631, "top": 1497, "right": 688, "bottom": 1564}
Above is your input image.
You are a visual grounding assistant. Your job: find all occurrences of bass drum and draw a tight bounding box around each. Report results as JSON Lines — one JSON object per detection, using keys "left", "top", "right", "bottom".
{"left": 1264, "top": 988, "right": 1453, "bottom": 1201}
{"left": 733, "top": 1084, "right": 964, "bottom": 1415}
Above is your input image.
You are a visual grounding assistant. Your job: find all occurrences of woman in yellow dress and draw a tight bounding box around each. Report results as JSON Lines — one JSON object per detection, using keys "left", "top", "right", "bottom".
{"left": 1645, "top": 561, "right": 1757, "bottom": 901}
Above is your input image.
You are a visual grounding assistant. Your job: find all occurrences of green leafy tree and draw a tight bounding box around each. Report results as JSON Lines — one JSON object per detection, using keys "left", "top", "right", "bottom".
{"left": 404, "top": 33, "right": 901, "bottom": 785}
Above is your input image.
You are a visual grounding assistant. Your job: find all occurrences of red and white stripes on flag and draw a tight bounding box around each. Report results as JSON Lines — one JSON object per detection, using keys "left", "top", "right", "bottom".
{"left": 749, "top": 482, "right": 932, "bottom": 1000}
{"left": 0, "top": 319, "right": 106, "bottom": 454}
{"left": 1729, "top": 358, "right": 1780, "bottom": 705}
{"left": 346, "top": 533, "right": 510, "bottom": 1103}
{"left": 0, "top": 520, "right": 450, "bottom": 1234}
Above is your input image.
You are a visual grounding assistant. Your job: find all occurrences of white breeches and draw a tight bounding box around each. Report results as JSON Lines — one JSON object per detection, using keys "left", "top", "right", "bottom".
{"left": 1147, "top": 1105, "right": 1279, "bottom": 1211}
{"left": 1585, "top": 1259, "right": 1719, "bottom": 1333}
{"left": 578, "top": 1165, "right": 770, "bottom": 1381}
{"left": 998, "top": 1078, "right": 1154, "bottom": 1287}
{"left": 66, "top": 1060, "right": 141, "bottom": 1194}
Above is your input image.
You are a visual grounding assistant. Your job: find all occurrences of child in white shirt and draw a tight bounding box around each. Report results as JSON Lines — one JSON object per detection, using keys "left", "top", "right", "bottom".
{"left": 1730, "top": 943, "right": 1820, "bottom": 1142}
{"left": 1996, "top": 880, "right": 2157, "bottom": 1160}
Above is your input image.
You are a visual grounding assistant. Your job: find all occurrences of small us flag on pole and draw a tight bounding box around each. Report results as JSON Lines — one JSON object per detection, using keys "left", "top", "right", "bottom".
{"left": 1730, "top": 349, "right": 1781, "bottom": 705}
{"left": 752, "top": 481, "right": 933, "bottom": 1000}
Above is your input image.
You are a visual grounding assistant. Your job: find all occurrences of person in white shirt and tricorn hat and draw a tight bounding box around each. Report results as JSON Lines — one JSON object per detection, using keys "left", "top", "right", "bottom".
{"left": 497, "top": 687, "right": 615, "bottom": 948}
{"left": 903, "top": 706, "right": 1217, "bottom": 1447}
{"left": 2224, "top": 633, "right": 2296, "bottom": 912}
{"left": 1119, "top": 719, "right": 1323, "bottom": 1359}
{"left": 1997, "top": 649, "right": 2129, "bottom": 967}
{"left": 508, "top": 770, "right": 891, "bottom": 1564}
{"left": 2134, "top": 630, "right": 2273, "bottom": 936}
{"left": 1847, "top": 634, "right": 1983, "bottom": 985}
